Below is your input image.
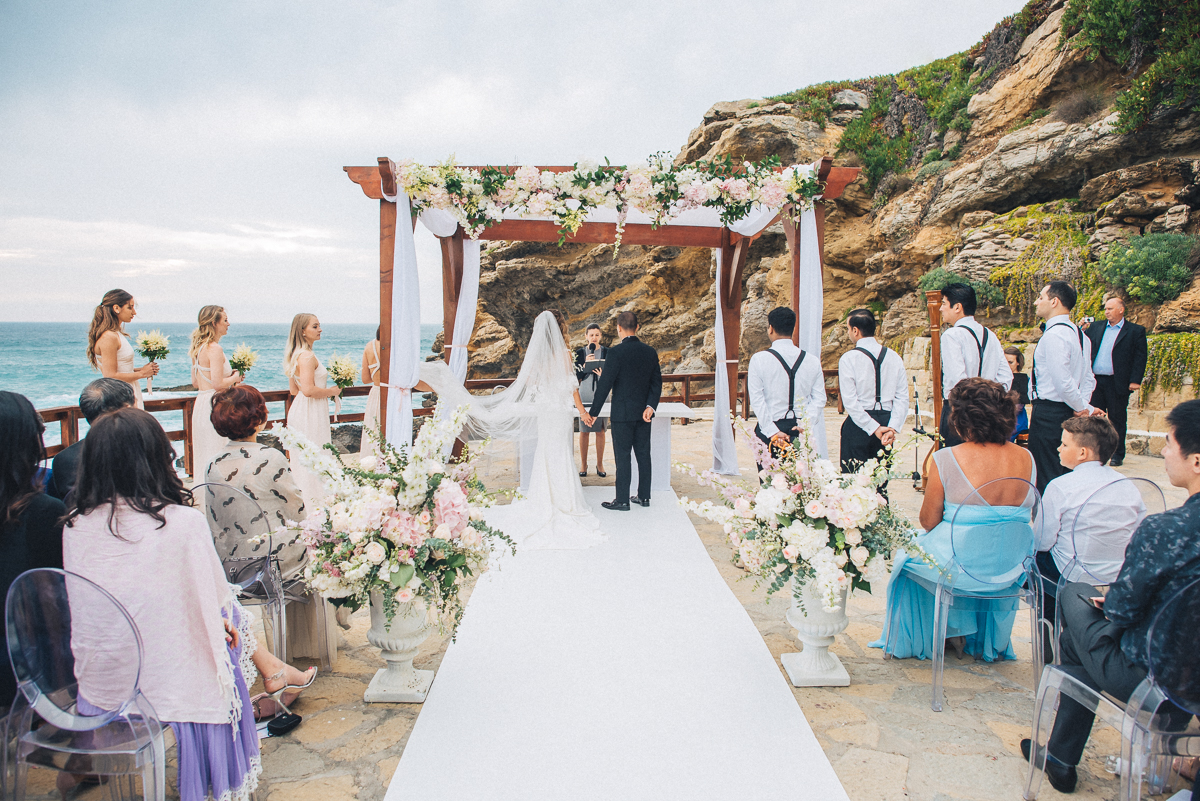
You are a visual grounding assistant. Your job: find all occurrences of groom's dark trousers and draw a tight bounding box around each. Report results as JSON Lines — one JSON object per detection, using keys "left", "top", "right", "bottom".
{"left": 589, "top": 335, "right": 662, "bottom": 504}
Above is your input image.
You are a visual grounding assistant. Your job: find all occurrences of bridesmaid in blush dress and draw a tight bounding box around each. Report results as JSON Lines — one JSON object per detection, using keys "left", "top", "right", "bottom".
{"left": 284, "top": 314, "right": 341, "bottom": 504}
{"left": 87, "top": 289, "right": 158, "bottom": 410}
{"left": 361, "top": 328, "right": 381, "bottom": 445}
{"left": 189, "top": 305, "right": 243, "bottom": 478}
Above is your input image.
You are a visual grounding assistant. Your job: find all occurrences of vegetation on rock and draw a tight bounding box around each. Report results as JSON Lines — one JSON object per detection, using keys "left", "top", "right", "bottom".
{"left": 1061, "top": 0, "right": 1200, "bottom": 133}
{"left": 917, "top": 267, "right": 1004, "bottom": 308}
{"left": 1139, "top": 333, "right": 1200, "bottom": 404}
{"left": 987, "top": 203, "right": 1094, "bottom": 323}
{"left": 1097, "top": 233, "right": 1198, "bottom": 304}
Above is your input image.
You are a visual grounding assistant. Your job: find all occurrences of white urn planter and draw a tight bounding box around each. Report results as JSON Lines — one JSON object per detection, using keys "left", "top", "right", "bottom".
{"left": 780, "top": 579, "right": 850, "bottom": 687}
{"left": 363, "top": 591, "right": 435, "bottom": 703}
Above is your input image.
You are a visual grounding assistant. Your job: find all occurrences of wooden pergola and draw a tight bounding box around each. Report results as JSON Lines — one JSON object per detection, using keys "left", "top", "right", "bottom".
{"left": 345, "top": 156, "right": 860, "bottom": 433}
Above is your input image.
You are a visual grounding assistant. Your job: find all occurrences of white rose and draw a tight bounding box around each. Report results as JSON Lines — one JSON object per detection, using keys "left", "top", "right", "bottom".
{"left": 844, "top": 528, "right": 862, "bottom": 546}
{"left": 850, "top": 546, "right": 870, "bottom": 566}
{"left": 433, "top": 523, "right": 453, "bottom": 540}
{"left": 348, "top": 530, "right": 365, "bottom": 545}
{"left": 364, "top": 541, "right": 387, "bottom": 564}
{"left": 834, "top": 551, "right": 849, "bottom": 568}
{"left": 406, "top": 575, "right": 422, "bottom": 590}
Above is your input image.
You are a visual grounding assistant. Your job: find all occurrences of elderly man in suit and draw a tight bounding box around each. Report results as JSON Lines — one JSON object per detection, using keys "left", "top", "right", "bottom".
{"left": 48, "top": 378, "right": 136, "bottom": 501}
{"left": 1083, "top": 296, "right": 1147, "bottom": 467}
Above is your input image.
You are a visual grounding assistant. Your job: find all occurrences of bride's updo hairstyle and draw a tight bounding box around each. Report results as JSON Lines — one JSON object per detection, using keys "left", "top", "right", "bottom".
{"left": 284, "top": 313, "right": 317, "bottom": 377}
{"left": 188, "top": 305, "right": 226, "bottom": 364}
{"left": 547, "top": 309, "right": 568, "bottom": 341}
{"left": 87, "top": 289, "right": 134, "bottom": 369}
{"left": 948, "top": 377, "right": 1018, "bottom": 444}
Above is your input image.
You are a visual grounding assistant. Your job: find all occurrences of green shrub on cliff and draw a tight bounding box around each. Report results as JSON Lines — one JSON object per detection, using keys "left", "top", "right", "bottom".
{"left": 1139, "top": 333, "right": 1200, "bottom": 405}
{"left": 918, "top": 267, "right": 1005, "bottom": 307}
{"left": 1061, "top": 0, "right": 1200, "bottom": 132}
{"left": 1097, "top": 233, "right": 1197, "bottom": 304}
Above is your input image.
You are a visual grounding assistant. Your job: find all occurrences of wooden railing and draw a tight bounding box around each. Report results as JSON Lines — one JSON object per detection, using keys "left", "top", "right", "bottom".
{"left": 37, "top": 369, "right": 842, "bottom": 478}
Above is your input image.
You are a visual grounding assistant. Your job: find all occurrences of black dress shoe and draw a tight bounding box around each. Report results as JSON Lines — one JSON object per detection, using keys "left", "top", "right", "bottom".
{"left": 630, "top": 496, "right": 650, "bottom": 507}
{"left": 1109, "top": 458, "right": 1124, "bottom": 467}
{"left": 601, "top": 500, "right": 630, "bottom": 511}
{"left": 1021, "top": 738, "right": 1077, "bottom": 793}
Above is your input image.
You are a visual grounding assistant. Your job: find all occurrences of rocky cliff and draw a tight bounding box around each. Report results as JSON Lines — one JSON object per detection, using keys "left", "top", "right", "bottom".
{"left": 460, "top": 0, "right": 1199, "bottom": 379}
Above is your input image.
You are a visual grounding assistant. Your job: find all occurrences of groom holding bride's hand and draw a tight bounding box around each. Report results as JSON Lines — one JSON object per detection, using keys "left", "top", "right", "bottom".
{"left": 587, "top": 311, "right": 662, "bottom": 511}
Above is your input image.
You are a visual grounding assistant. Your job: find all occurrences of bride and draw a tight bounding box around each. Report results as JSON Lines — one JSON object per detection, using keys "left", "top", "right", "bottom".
{"left": 418, "top": 310, "right": 606, "bottom": 551}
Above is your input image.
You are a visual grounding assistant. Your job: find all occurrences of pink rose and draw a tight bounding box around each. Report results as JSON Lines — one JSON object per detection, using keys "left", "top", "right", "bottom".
{"left": 396, "top": 588, "right": 415, "bottom": 603}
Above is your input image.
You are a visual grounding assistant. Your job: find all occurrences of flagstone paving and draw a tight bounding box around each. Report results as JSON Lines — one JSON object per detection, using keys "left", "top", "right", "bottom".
{"left": 26, "top": 412, "right": 1192, "bottom": 800}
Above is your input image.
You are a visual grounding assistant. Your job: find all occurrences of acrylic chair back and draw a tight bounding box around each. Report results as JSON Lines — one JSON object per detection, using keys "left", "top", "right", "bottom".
{"left": 5, "top": 568, "right": 144, "bottom": 732}
{"left": 948, "top": 477, "right": 1040, "bottom": 586}
{"left": 1065, "top": 477, "right": 1163, "bottom": 585}
{"left": 193, "top": 482, "right": 275, "bottom": 589}
{"left": 1144, "top": 575, "right": 1200, "bottom": 717}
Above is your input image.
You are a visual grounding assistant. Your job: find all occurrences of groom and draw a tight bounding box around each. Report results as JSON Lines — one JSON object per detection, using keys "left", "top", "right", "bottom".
{"left": 588, "top": 311, "right": 662, "bottom": 511}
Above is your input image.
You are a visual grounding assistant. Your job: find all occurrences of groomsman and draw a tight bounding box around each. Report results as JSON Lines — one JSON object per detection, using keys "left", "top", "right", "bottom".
{"left": 1028, "top": 281, "right": 1098, "bottom": 492}
{"left": 938, "top": 283, "right": 1013, "bottom": 447}
{"left": 748, "top": 307, "right": 826, "bottom": 462}
{"left": 589, "top": 311, "right": 662, "bottom": 511}
{"left": 837, "top": 309, "right": 908, "bottom": 475}
{"left": 1083, "top": 297, "right": 1147, "bottom": 466}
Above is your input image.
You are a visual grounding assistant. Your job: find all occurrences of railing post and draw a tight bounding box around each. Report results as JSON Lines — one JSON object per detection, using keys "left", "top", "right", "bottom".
{"left": 182, "top": 397, "right": 195, "bottom": 478}
{"left": 682, "top": 377, "right": 690, "bottom": 425}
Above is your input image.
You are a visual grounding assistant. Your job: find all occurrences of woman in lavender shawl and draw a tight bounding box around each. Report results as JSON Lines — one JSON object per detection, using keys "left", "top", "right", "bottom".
{"left": 63, "top": 408, "right": 315, "bottom": 801}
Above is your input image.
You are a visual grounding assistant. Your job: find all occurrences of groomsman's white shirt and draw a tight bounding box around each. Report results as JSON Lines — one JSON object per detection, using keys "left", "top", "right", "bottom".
{"left": 748, "top": 340, "right": 826, "bottom": 439}
{"left": 837, "top": 337, "right": 909, "bottom": 436}
{"left": 1031, "top": 313, "right": 1096, "bottom": 412}
{"left": 1035, "top": 460, "right": 1145, "bottom": 582}
{"left": 941, "top": 315, "right": 1013, "bottom": 396}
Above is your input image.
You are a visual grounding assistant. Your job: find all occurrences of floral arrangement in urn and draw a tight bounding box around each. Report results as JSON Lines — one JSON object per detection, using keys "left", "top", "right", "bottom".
{"left": 279, "top": 404, "right": 513, "bottom": 633}
{"left": 396, "top": 154, "right": 824, "bottom": 249}
{"left": 676, "top": 420, "right": 924, "bottom": 613}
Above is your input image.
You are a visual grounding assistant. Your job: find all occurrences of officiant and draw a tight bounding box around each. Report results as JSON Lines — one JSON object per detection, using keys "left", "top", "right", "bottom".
{"left": 574, "top": 323, "right": 608, "bottom": 478}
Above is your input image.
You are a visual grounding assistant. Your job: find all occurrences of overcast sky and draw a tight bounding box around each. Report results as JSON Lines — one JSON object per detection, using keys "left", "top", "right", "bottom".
{"left": 0, "top": 0, "right": 1026, "bottom": 325}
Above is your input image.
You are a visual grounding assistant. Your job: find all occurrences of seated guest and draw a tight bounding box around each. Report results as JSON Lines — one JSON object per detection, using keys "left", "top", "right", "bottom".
{"left": 1022, "top": 400, "right": 1200, "bottom": 794}
{"left": 1034, "top": 416, "right": 1145, "bottom": 653}
{"left": 1005, "top": 347, "right": 1029, "bottom": 442}
{"left": 47, "top": 378, "right": 136, "bottom": 501}
{"left": 0, "top": 391, "right": 65, "bottom": 710}
{"left": 63, "top": 408, "right": 316, "bottom": 801}
{"left": 871, "top": 378, "right": 1036, "bottom": 661}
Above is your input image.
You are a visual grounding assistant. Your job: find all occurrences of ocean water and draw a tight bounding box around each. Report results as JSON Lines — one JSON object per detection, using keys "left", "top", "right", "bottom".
{"left": 0, "top": 322, "right": 440, "bottom": 448}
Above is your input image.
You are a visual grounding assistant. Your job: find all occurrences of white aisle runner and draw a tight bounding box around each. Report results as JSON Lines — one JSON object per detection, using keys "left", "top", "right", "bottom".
{"left": 385, "top": 487, "right": 848, "bottom": 801}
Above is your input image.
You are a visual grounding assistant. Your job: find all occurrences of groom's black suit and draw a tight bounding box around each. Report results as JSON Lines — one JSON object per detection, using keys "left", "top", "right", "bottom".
{"left": 588, "top": 335, "right": 662, "bottom": 503}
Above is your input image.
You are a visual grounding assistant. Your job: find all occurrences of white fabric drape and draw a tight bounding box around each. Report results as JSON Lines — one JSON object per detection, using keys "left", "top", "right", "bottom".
{"left": 386, "top": 193, "right": 423, "bottom": 450}
{"left": 711, "top": 248, "right": 739, "bottom": 475}
{"left": 797, "top": 205, "right": 829, "bottom": 458}
{"left": 449, "top": 238, "right": 481, "bottom": 383}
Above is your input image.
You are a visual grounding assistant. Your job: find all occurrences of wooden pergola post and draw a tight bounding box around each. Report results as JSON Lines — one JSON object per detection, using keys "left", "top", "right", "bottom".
{"left": 718, "top": 228, "right": 749, "bottom": 421}
{"left": 439, "top": 228, "right": 465, "bottom": 364}
{"left": 377, "top": 158, "right": 398, "bottom": 435}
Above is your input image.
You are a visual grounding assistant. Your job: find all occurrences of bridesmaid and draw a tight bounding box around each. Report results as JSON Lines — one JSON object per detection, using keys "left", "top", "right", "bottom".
{"left": 284, "top": 314, "right": 340, "bottom": 504}
{"left": 361, "top": 327, "right": 382, "bottom": 444}
{"left": 189, "top": 305, "right": 242, "bottom": 478}
{"left": 87, "top": 289, "right": 158, "bottom": 410}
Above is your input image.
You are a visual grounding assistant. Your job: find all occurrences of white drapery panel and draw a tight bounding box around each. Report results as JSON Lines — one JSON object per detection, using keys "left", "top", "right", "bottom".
{"left": 797, "top": 206, "right": 829, "bottom": 458}
{"left": 710, "top": 248, "right": 739, "bottom": 475}
{"left": 385, "top": 193, "right": 423, "bottom": 450}
{"left": 449, "top": 238, "right": 481, "bottom": 382}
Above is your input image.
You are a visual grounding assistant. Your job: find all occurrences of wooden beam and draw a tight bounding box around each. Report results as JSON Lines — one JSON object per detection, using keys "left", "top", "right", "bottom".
{"left": 440, "top": 228, "right": 465, "bottom": 363}
{"left": 718, "top": 228, "right": 749, "bottom": 421}
{"left": 474, "top": 219, "right": 729, "bottom": 248}
{"left": 782, "top": 215, "right": 802, "bottom": 347}
{"left": 346, "top": 166, "right": 385, "bottom": 200}
{"left": 822, "top": 166, "right": 861, "bottom": 201}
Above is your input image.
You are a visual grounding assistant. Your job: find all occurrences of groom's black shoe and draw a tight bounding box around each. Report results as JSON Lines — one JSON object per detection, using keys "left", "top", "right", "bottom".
{"left": 630, "top": 496, "right": 650, "bottom": 507}
{"left": 1021, "top": 739, "right": 1077, "bottom": 794}
{"left": 601, "top": 500, "right": 630, "bottom": 511}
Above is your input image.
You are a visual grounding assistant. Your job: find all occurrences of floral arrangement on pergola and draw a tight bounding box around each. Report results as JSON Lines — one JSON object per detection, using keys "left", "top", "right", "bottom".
{"left": 345, "top": 154, "right": 860, "bottom": 472}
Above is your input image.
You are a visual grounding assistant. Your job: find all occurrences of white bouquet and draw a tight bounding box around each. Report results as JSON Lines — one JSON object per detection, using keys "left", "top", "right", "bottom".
{"left": 134, "top": 330, "right": 170, "bottom": 394}
{"left": 228, "top": 343, "right": 258, "bottom": 377}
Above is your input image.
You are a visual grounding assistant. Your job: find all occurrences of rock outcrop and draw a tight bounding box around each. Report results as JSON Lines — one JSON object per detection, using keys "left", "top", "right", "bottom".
{"left": 464, "top": 2, "right": 1200, "bottom": 378}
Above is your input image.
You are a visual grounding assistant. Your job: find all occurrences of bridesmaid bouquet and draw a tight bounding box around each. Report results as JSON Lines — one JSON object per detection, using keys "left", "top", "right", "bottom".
{"left": 279, "top": 404, "right": 514, "bottom": 633}
{"left": 327, "top": 354, "right": 358, "bottom": 415}
{"left": 228, "top": 344, "right": 258, "bottom": 377}
{"left": 135, "top": 330, "right": 170, "bottom": 395}
{"left": 676, "top": 417, "right": 926, "bottom": 613}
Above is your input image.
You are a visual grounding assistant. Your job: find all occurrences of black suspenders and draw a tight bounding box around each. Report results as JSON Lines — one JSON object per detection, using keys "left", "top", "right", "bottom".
{"left": 1031, "top": 322, "right": 1085, "bottom": 398}
{"left": 960, "top": 326, "right": 990, "bottom": 377}
{"left": 767, "top": 349, "right": 807, "bottom": 415}
{"left": 853, "top": 346, "right": 889, "bottom": 410}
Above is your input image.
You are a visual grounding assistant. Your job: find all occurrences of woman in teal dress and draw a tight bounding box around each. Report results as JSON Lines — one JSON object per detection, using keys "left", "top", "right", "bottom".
{"left": 871, "top": 378, "right": 1037, "bottom": 662}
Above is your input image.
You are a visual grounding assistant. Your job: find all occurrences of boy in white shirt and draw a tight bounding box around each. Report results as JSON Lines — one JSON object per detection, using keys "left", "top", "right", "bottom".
{"left": 1034, "top": 415, "right": 1145, "bottom": 657}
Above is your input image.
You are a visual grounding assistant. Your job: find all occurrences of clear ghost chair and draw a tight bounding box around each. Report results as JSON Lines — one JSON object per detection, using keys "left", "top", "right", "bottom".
{"left": 2, "top": 568, "right": 167, "bottom": 801}
{"left": 194, "top": 481, "right": 288, "bottom": 663}
{"left": 932, "top": 477, "right": 1042, "bottom": 712}
{"left": 1047, "top": 477, "right": 1166, "bottom": 662}
{"left": 1024, "top": 575, "right": 1200, "bottom": 800}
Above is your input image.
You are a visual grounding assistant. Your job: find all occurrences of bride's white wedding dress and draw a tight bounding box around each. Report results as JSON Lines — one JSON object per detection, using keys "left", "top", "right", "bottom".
{"left": 418, "top": 311, "right": 605, "bottom": 551}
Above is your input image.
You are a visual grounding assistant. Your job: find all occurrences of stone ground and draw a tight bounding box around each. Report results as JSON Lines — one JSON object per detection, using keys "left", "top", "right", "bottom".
{"left": 26, "top": 412, "right": 1194, "bottom": 801}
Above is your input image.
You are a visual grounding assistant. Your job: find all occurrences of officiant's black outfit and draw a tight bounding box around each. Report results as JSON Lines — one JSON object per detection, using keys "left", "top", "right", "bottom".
{"left": 588, "top": 336, "right": 662, "bottom": 506}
